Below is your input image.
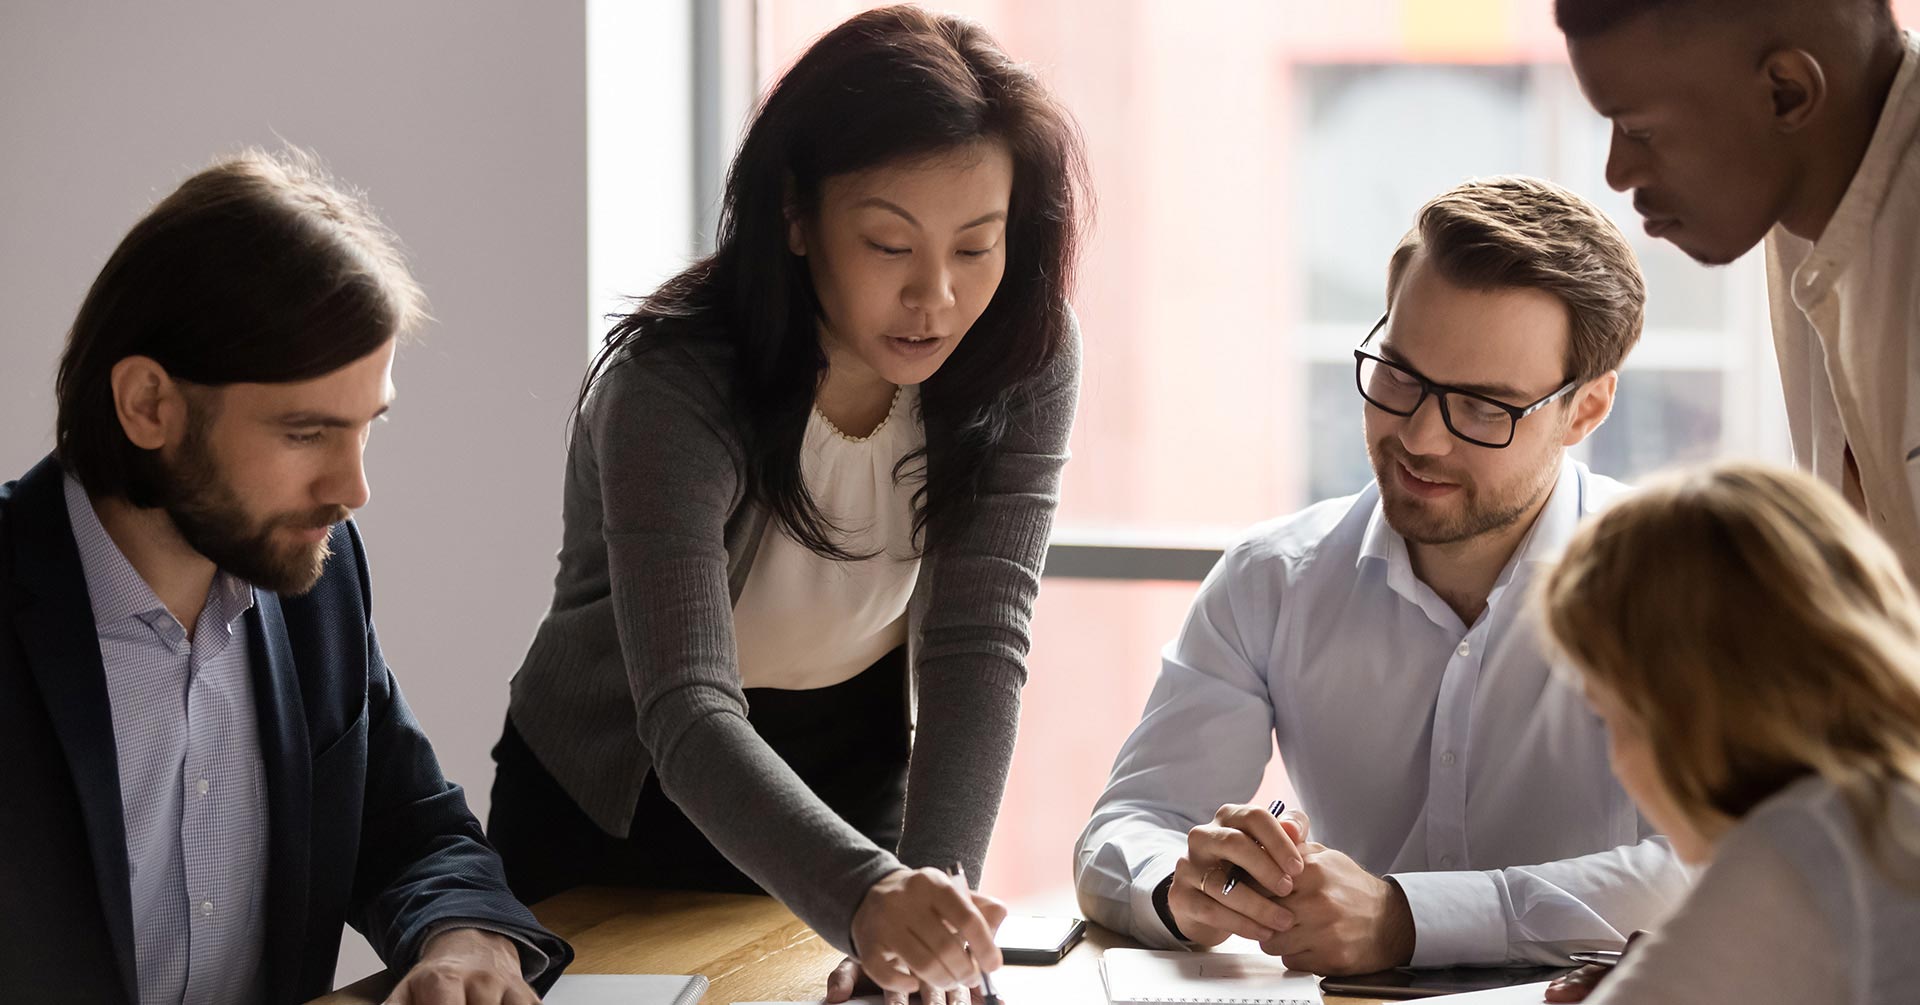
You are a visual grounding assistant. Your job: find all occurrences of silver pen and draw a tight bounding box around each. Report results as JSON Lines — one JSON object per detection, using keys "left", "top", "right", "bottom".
{"left": 950, "top": 863, "right": 1001, "bottom": 1005}
{"left": 1221, "top": 799, "right": 1287, "bottom": 896}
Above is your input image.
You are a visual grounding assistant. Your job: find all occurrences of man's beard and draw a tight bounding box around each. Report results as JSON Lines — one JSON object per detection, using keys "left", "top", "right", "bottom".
{"left": 154, "top": 419, "right": 349, "bottom": 596}
{"left": 1366, "top": 438, "right": 1558, "bottom": 547}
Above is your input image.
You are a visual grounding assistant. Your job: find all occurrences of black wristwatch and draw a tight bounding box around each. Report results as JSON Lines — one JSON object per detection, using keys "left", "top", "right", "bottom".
{"left": 1151, "top": 873, "right": 1188, "bottom": 942}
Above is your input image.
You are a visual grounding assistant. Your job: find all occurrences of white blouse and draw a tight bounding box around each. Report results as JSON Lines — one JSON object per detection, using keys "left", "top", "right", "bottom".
{"left": 732, "top": 385, "right": 925, "bottom": 690}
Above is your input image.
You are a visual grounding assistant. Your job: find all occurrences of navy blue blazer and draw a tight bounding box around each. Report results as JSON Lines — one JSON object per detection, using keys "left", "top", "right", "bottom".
{"left": 0, "top": 456, "right": 571, "bottom": 1003}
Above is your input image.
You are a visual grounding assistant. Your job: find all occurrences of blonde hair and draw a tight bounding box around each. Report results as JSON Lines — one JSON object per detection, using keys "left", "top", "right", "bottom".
{"left": 1387, "top": 176, "right": 1645, "bottom": 383}
{"left": 1542, "top": 462, "right": 1920, "bottom": 873}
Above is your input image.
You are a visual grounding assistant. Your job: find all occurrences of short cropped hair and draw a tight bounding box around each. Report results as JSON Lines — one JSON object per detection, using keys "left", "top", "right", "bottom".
{"left": 1554, "top": 0, "right": 1891, "bottom": 38}
{"left": 1386, "top": 175, "right": 1645, "bottom": 384}
{"left": 55, "top": 148, "right": 425, "bottom": 505}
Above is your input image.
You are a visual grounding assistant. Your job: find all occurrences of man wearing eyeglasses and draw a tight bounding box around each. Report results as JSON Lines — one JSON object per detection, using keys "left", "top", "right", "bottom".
{"left": 1073, "top": 176, "right": 1690, "bottom": 976}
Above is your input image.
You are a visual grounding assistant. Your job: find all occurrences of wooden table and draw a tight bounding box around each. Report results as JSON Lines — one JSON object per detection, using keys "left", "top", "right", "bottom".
{"left": 313, "top": 888, "right": 1390, "bottom": 1004}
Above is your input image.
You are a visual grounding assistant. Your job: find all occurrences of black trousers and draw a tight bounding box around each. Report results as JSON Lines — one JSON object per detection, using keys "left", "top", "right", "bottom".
{"left": 487, "top": 646, "right": 911, "bottom": 907}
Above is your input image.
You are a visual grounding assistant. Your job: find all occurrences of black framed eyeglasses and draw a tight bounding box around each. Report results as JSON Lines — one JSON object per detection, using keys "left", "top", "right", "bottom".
{"left": 1353, "top": 313, "right": 1580, "bottom": 449}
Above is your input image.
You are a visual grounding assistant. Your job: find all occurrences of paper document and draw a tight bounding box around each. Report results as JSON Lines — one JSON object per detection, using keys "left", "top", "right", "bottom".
{"left": 544, "top": 973, "right": 710, "bottom": 1005}
{"left": 1100, "top": 948, "right": 1322, "bottom": 1005}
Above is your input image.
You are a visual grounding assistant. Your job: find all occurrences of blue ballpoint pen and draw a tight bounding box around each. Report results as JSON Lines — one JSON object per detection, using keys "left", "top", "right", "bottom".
{"left": 1219, "top": 799, "right": 1287, "bottom": 896}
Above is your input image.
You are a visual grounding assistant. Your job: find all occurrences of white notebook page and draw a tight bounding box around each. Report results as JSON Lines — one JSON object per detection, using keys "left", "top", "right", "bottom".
{"left": 543, "top": 973, "right": 709, "bottom": 1005}
{"left": 1100, "top": 949, "right": 1323, "bottom": 1005}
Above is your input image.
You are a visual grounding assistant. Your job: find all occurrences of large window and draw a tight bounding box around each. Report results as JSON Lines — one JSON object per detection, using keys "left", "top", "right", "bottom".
{"left": 719, "top": 0, "right": 1880, "bottom": 915}
{"left": 1292, "top": 60, "right": 1770, "bottom": 501}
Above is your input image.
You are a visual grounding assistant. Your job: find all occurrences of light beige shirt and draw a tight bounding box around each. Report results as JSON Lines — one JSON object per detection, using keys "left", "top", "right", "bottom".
{"left": 1766, "top": 31, "right": 1920, "bottom": 578}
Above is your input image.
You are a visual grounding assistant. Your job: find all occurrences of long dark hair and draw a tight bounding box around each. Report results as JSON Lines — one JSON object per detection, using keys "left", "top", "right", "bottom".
{"left": 578, "top": 4, "right": 1088, "bottom": 558}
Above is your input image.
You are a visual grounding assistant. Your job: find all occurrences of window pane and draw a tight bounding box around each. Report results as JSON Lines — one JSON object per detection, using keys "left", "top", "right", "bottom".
{"left": 1299, "top": 63, "right": 1531, "bottom": 326}
{"left": 1000, "top": 578, "right": 1296, "bottom": 912}
{"left": 1584, "top": 369, "right": 1724, "bottom": 481}
{"left": 1309, "top": 361, "right": 1374, "bottom": 502}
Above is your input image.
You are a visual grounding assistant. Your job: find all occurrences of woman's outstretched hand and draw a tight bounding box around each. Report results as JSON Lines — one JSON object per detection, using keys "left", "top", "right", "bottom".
{"left": 838, "top": 867, "right": 1007, "bottom": 1000}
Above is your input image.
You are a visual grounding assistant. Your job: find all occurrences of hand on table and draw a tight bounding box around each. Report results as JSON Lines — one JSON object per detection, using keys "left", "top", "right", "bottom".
{"left": 1544, "top": 931, "right": 1647, "bottom": 1002}
{"left": 844, "top": 867, "right": 1006, "bottom": 999}
{"left": 385, "top": 928, "right": 538, "bottom": 1005}
{"left": 1167, "top": 803, "right": 1312, "bottom": 946}
{"left": 1259, "top": 843, "right": 1415, "bottom": 976}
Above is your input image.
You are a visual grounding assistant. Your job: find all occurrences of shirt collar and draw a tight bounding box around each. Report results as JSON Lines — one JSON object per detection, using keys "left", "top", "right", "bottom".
{"left": 1358, "top": 484, "right": 1400, "bottom": 568}
{"left": 1357, "top": 459, "right": 1587, "bottom": 612}
{"left": 63, "top": 475, "right": 257, "bottom": 636}
{"left": 1789, "top": 30, "right": 1920, "bottom": 309}
{"left": 1510, "top": 458, "right": 1586, "bottom": 570}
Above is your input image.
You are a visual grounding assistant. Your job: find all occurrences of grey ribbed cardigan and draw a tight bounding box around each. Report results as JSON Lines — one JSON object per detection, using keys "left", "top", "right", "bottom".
{"left": 505, "top": 323, "right": 1079, "bottom": 955}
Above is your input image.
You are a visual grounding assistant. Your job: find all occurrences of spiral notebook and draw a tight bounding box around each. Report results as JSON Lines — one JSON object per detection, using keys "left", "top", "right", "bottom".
{"left": 543, "top": 973, "right": 710, "bottom": 1005}
{"left": 1100, "top": 948, "right": 1323, "bottom": 1005}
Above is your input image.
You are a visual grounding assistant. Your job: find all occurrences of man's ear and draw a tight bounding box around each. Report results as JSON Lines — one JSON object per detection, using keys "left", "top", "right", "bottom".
{"left": 108, "top": 356, "right": 189, "bottom": 451}
{"left": 1563, "top": 370, "right": 1618, "bottom": 447}
{"left": 1762, "top": 48, "right": 1827, "bottom": 134}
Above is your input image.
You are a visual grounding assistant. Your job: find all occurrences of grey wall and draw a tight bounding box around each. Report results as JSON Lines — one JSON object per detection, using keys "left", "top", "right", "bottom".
{"left": 0, "top": 0, "right": 590, "bottom": 984}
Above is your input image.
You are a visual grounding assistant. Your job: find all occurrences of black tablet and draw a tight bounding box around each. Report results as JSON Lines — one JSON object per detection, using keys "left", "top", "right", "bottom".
{"left": 1320, "top": 965, "right": 1573, "bottom": 999}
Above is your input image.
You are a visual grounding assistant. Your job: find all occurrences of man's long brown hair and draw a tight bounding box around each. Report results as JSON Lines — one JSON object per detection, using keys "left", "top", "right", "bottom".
{"left": 55, "top": 148, "right": 424, "bottom": 506}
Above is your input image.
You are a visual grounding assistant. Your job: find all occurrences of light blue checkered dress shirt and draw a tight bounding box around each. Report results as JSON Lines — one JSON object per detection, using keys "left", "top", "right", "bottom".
{"left": 64, "top": 477, "right": 269, "bottom": 1005}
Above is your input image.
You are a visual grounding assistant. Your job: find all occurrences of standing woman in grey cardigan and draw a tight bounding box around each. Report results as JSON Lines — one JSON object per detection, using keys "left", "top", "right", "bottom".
{"left": 486, "top": 6, "right": 1088, "bottom": 1004}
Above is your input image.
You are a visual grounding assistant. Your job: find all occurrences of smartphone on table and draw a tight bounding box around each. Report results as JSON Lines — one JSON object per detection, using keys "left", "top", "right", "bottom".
{"left": 993, "top": 916, "right": 1087, "bottom": 965}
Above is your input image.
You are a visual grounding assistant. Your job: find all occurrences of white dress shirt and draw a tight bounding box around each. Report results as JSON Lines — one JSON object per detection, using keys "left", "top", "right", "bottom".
{"left": 1074, "top": 460, "right": 1691, "bottom": 967}
{"left": 1766, "top": 31, "right": 1920, "bottom": 580}
{"left": 733, "top": 384, "right": 925, "bottom": 689}
{"left": 1589, "top": 776, "right": 1920, "bottom": 1005}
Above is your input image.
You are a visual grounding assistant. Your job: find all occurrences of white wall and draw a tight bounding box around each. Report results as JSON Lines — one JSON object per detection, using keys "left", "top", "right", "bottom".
{"left": 0, "top": 0, "right": 664, "bottom": 987}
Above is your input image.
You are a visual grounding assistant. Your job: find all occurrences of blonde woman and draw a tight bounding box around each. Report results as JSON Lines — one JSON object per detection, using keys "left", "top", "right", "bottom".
{"left": 1540, "top": 462, "right": 1920, "bottom": 1005}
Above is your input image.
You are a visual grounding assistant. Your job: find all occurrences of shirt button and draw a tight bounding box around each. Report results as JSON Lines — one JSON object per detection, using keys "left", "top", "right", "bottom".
{"left": 196, "top": 778, "right": 210, "bottom": 797}
{"left": 1456, "top": 642, "right": 1471, "bottom": 657}
{"left": 200, "top": 900, "right": 214, "bottom": 918}
{"left": 1442, "top": 751, "right": 1457, "bottom": 766}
